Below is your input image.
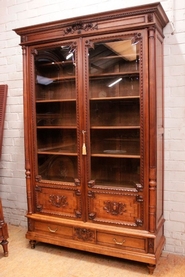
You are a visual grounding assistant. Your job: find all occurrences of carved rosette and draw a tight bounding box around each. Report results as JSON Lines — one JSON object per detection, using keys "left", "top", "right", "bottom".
{"left": 131, "top": 32, "right": 142, "bottom": 45}
{"left": 73, "top": 228, "right": 95, "bottom": 242}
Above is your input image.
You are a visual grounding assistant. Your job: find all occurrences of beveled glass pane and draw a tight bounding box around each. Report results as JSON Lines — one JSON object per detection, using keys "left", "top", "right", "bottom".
{"left": 37, "top": 129, "right": 77, "bottom": 153}
{"left": 89, "top": 37, "right": 140, "bottom": 188}
{"left": 35, "top": 44, "right": 78, "bottom": 182}
{"left": 91, "top": 129, "right": 140, "bottom": 156}
{"left": 90, "top": 99, "right": 140, "bottom": 127}
{"left": 38, "top": 154, "right": 78, "bottom": 182}
{"left": 91, "top": 157, "right": 140, "bottom": 188}
{"left": 36, "top": 101, "right": 76, "bottom": 127}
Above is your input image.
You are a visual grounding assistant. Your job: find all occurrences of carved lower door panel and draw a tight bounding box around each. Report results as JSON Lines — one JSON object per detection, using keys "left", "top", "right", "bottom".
{"left": 35, "top": 184, "right": 82, "bottom": 219}
{"left": 87, "top": 190, "right": 144, "bottom": 227}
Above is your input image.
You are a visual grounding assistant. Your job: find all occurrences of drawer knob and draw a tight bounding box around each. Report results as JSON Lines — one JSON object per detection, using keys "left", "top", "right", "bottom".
{"left": 113, "top": 238, "right": 126, "bottom": 245}
{"left": 48, "top": 226, "right": 58, "bottom": 233}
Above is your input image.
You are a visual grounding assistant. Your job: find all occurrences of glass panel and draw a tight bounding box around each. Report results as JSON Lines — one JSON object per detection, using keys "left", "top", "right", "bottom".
{"left": 91, "top": 157, "right": 140, "bottom": 188}
{"left": 90, "top": 99, "right": 140, "bottom": 126}
{"left": 36, "top": 102, "right": 76, "bottom": 127}
{"left": 91, "top": 129, "right": 140, "bottom": 156}
{"left": 38, "top": 154, "right": 77, "bottom": 182}
{"left": 35, "top": 44, "right": 77, "bottom": 182}
{"left": 89, "top": 37, "right": 140, "bottom": 188}
{"left": 37, "top": 129, "right": 77, "bottom": 154}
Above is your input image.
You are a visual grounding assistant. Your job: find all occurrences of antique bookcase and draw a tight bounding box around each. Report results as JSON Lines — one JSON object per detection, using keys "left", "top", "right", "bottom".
{"left": 14, "top": 3, "right": 168, "bottom": 274}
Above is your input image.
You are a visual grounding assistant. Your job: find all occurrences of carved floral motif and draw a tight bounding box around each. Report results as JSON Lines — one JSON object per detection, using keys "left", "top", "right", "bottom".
{"left": 103, "top": 201, "right": 126, "bottom": 216}
{"left": 49, "top": 194, "right": 68, "bottom": 208}
{"left": 74, "top": 228, "right": 95, "bottom": 242}
{"left": 64, "top": 22, "right": 98, "bottom": 35}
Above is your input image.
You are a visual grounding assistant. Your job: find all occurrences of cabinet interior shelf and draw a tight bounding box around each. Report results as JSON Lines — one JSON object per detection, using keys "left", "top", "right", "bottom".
{"left": 36, "top": 96, "right": 140, "bottom": 103}
{"left": 90, "top": 96, "right": 140, "bottom": 101}
{"left": 91, "top": 153, "right": 140, "bottom": 158}
{"left": 89, "top": 72, "right": 139, "bottom": 78}
{"left": 37, "top": 126, "right": 77, "bottom": 129}
{"left": 36, "top": 72, "right": 139, "bottom": 85}
{"left": 90, "top": 126, "right": 140, "bottom": 129}
{"left": 36, "top": 99, "right": 76, "bottom": 103}
{"left": 38, "top": 151, "right": 77, "bottom": 156}
{"left": 36, "top": 75, "right": 76, "bottom": 83}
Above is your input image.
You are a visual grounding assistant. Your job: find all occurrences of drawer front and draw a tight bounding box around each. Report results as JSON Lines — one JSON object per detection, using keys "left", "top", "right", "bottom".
{"left": 97, "top": 231, "right": 146, "bottom": 252}
{"left": 34, "top": 221, "right": 73, "bottom": 238}
{"left": 88, "top": 190, "right": 144, "bottom": 227}
{"left": 35, "top": 185, "right": 82, "bottom": 219}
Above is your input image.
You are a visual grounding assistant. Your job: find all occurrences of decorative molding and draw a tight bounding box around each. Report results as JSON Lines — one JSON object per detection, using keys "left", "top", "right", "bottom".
{"left": 25, "top": 168, "right": 31, "bottom": 179}
{"left": 132, "top": 32, "right": 142, "bottom": 44}
{"left": 75, "top": 189, "right": 81, "bottom": 196}
{"left": 135, "top": 183, "right": 143, "bottom": 192}
{"left": 74, "top": 178, "right": 80, "bottom": 186}
{"left": 88, "top": 212, "right": 96, "bottom": 220}
{"left": 88, "top": 180, "right": 95, "bottom": 188}
{"left": 36, "top": 205, "right": 43, "bottom": 212}
{"left": 136, "top": 195, "right": 143, "bottom": 202}
{"left": 35, "top": 185, "right": 42, "bottom": 192}
{"left": 135, "top": 218, "right": 143, "bottom": 226}
{"left": 75, "top": 210, "right": 82, "bottom": 218}
{"left": 35, "top": 175, "right": 42, "bottom": 182}
{"left": 88, "top": 191, "right": 95, "bottom": 198}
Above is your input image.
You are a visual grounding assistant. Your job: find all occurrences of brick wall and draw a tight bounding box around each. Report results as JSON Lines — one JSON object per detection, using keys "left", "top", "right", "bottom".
{"left": 0, "top": 0, "right": 185, "bottom": 255}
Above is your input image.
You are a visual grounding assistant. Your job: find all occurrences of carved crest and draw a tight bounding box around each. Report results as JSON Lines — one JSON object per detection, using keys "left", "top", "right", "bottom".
{"left": 103, "top": 201, "right": 126, "bottom": 216}
{"left": 74, "top": 228, "right": 95, "bottom": 242}
{"left": 49, "top": 194, "right": 68, "bottom": 208}
{"left": 64, "top": 22, "right": 98, "bottom": 35}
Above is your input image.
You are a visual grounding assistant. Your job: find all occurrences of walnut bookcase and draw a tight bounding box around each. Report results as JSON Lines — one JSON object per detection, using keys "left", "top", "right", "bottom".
{"left": 14, "top": 3, "right": 168, "bottom": 274}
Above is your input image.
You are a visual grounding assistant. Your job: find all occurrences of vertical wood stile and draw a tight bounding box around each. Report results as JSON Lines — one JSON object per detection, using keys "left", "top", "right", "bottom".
{"left": 22, "top": 46, "right": 32, "bottom": 215}
{"left": 148, "top": 27, "right": 157, "bottom": 233}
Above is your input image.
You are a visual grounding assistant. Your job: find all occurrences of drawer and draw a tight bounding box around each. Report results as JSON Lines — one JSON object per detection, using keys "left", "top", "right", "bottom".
{"left": 34, "top": 221, "right": 73, "bottom": 238}
{"left": 97, "top": 231, "right": 146, "bottom": 252}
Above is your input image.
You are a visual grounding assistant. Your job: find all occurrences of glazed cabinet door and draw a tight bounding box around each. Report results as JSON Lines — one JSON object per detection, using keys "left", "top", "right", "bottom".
{"left": 30, "top": 40, "right": 84, "bottom": 220}
{"left": 84, "top": 31, "right": 148, "bottom": 228}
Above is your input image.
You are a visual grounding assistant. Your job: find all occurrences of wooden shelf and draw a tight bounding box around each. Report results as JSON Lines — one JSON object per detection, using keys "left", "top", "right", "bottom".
{"left": 36, "top": 98, "right": 76, "bottom": 103}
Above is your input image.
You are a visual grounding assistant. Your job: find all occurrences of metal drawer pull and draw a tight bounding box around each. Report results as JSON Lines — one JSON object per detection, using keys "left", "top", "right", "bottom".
{"left": 48, "top": 226, "right": 58, "bottom": 233}
{"left": 113, "top": 238, "right": 126, "bottom": 245}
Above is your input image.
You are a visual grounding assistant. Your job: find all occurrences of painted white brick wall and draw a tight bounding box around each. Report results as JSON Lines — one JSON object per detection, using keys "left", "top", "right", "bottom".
{"left": 0, "top": 0, "right": 185, "bottom": 255}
